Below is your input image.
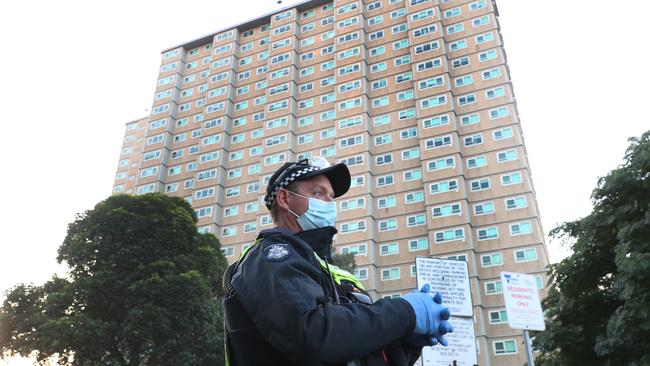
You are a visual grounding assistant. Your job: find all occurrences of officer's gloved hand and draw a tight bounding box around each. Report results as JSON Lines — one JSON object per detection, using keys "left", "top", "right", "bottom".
{"left": 402, "top": 284, "right": 453, "bottom": 347}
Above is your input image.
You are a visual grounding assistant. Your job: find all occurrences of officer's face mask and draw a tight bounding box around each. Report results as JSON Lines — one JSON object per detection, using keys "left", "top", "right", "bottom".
{"left": 285, "top": 190, "right": 337, "bottom": 231}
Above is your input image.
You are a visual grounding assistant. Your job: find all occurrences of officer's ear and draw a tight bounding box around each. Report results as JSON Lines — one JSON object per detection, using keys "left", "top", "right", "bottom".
{"left": 275, "top": 188, "right": 291, "bottom": 211}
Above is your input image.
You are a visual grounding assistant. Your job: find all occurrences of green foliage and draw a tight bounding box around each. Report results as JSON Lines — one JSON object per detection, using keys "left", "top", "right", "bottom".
{"left": 0, "top": 193, "right": 228, "bottom": 366}
{"left": 332, "top": 252, "right": 356, "bottom": 273}
{"left": 534, "top": 131, "right": 650, "bottom": 366}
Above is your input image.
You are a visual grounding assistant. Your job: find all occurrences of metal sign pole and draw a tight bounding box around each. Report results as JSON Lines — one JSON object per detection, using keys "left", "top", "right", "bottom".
{"left": 524, "top": 330, "right": 535, "bottom": 366}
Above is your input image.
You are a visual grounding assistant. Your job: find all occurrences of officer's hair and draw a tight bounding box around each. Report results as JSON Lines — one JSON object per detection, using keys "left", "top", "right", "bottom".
{"left": 270, "top": 181, "right": 300, "bottom": 223}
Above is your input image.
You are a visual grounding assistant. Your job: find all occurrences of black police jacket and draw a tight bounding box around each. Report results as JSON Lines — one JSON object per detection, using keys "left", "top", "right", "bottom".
{"left": 224, "top": 226, "right": 418, "bottom": 366}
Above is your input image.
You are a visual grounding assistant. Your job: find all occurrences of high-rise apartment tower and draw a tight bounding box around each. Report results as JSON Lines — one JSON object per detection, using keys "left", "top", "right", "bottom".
{"left": 113, "top": 0, "right": 549, "bottom": 364}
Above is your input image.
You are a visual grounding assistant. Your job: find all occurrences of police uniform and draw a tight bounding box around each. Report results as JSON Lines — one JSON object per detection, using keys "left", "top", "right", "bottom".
{"left": 223, "top": 226, "right": 422, "bottom": 366}
{"left": 222, "top": 159, "right": 426, "bottom": 366}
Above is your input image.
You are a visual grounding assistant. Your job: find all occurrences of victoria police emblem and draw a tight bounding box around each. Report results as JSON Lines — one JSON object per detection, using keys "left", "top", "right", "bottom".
{"left": 264, "top": 243, "right": 290, "bottom": 261}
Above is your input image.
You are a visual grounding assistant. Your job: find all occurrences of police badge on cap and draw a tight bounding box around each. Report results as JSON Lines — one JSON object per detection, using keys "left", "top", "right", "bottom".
{"left": 264, "top": 157, "right": 351, "bottom": 209}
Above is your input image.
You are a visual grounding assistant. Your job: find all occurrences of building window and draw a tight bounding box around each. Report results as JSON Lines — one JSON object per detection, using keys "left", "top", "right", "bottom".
{"left": 477, "top": 227, "right": 499, "bottom": 241}
{"left": 422, "top": 115, "right": 449, "bottom": 129}
{"left": 467, "top": 156, "right": 487, "bottom": 169}
{"left": 413, "top": 24, "right": 437, "bottom": 38}
{"left": 245, "top": 202, "right": 259, "bottom": 213}
{"left": 514, "top": 248, "right": 538, "bottom": 262}
{"left": 485, "top": 280, "right": 503, "bottom": 295}
{"left": 405, "top": 191, "right": 424, "bottom": 204}
{"left": 195, "top": 206, "right": 213, "bottom": 218}
{"left": 464, "top": 134, "right": 483, "bottom": 147}
{"left": 381, "top": 267, "right": 400, "bottom": 281}
{"left": 477, "top": 48, "right": 497, "bottom": 63}
{"left": 377, "top": 196, "right": 396, "bottom": 209}
{"left": 351, "top": 175, "right": 365, "bottom": 187}
{"left": 378, "top": 219, "right": 397, "bottom": 232}
{"left": 427, "top": 156, "right": 455, "bottom": 171}
{"left": 493, "top": 127, "right": 513, "bottom": 140}
{"left": 354, "top": 267, "right": 368, "bottom": 280}
{"left": 430, "top": 179, "right": 458, "bottom": 195}
{"left": 473, "top": 202, "right": 495, "bottom": 215}
{"left": 425, "top": 135, "right": 452, "bottom": 149}
{"left": 222, "top": 246, "right": 234, "bottom": 257}
{"left": 409, "top": 238, "right": 428, "bottom": 252}
{"left": 376, "top": 175, "right": 394, "bottom": 187}
{"left": 420, "top": 94, "right": 447, "bottom": 109}
{"left": 489, "top": 310, "right": 508, "bottom": 324}
{"left": 162, "top": 183, "right": 179, "bottom": 194}
{"left": 407, "top": 214, "right": 426, "bottom": 227}
{"left": 493, "top": 340, "right": 517, "bottom": 355}
{"left": 419, "top": 76, "right": 444, "bottom": 90}
{"left": 380, "top": 242, "right": 399, "bottom": 256}
{"left": 414, "top": 41, "right": 439, "bottom": 55}
{"left": 247, "top": 182, "right": 260, "bottom": 193}
{"left": 432, "top": 203, "right": 461, "bottom": 217}
{"left": 435, "top": 228, "right": 464, "bottom": 243}
{"left": 452, "top": 56, "right": 470, "bottom": 69}
{"left": 417, "top": 59, "right": 442, "bottom": 72}
{"left": 370, "top": 45, "right": 385, "bottom": 57}
{"left": 481, "top": 252, "right": 503, "bottom": 267}
{"left": 501, "top": 172, "right": 522, "bottom": 186}
{"left": 457, "top": 93, "right": 476, "bottom": 106}
{"left": 340, "top": 220, "right": 367, "bottom": 233}
{"left": 505, "top": 196, "right": 528, "bottom": 210}
{"left": 341, "top": 243, "right": 368, "bottom": 256}
{"left": 396, "top": 72, "right": 413, "bottom": 84}
{"left": 497, "top": 149, "right": 518, "bottom": 163}
{"left": 403, "top": 169, "right": 422, "bottom": 182}
{"left": 411, "top": 9, "right": 434, "bottom": 22}
{"left": 223, "top": 206, "right": 239, "bottom": 217}
{"left": 221, "top": 226, "right": 236, "bottom": 237}
{"left": 375, "top": 154, "right": 393, "bottom": 166}
{"left": 446, "top": 254, "right": 467, "bottom": 262}
{"left": 486, "top": 87, "right": 505, "bottom": 99}
{"left": 260, "top": 215, "right": 272, "bottom": 226}
{"left": 340, "top": 197, "right": 365, "bottom": 211}
{"left": 195, "top": 187, "right": 216, "bottom": 200}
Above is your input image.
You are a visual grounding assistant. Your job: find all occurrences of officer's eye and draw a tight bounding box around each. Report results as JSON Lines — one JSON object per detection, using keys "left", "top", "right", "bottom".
{"left": 313, "top": 191, "right": 324, "bottom": 198}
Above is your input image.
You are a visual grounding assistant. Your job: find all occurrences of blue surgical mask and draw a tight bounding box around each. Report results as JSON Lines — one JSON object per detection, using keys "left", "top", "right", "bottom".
{"left": 287, "top": 191, "right": 337, "bottom": 230}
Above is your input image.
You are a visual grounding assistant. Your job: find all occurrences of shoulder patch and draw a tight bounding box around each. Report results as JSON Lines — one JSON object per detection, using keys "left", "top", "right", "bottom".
{"left": 263, "top": 243, "right": 291, "bottom": 262}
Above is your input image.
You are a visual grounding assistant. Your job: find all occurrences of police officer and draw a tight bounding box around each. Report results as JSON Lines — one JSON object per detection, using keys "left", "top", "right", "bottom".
{"left": 222, "top": 157, "right": 453, "bottom": 366}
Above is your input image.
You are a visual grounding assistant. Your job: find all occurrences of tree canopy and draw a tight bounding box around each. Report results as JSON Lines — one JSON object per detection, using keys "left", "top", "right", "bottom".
{"left": 332, "top": 252, "right": 356, "bottom": 273}
{"left": 534, "top": 131, "right": 650, "bottom": 366}
{"left": 0, "top": 193, "right": 228, "bottom": 365}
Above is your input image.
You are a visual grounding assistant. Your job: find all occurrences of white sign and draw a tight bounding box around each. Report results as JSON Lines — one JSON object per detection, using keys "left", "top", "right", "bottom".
{"left": 501, "top": 271, "right": 545, "bottom": 331}
{"left": 420, "top": 316, "right": 478, "bottom": 366}
{"left": 415, "top": 257, "right": 473, "bottom": 317}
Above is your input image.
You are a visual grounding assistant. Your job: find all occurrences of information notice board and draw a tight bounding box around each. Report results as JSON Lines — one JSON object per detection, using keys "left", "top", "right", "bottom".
{"left": 415, "top": 257, "right": 472, "bottom": 317}
{"left": 415, "top": 257, "right": 478, "bottom": 366}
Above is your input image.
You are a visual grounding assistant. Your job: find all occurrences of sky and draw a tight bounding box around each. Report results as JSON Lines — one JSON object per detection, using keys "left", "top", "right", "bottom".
{"left": 0, "top": 0, "right": 649, "bottom": 363}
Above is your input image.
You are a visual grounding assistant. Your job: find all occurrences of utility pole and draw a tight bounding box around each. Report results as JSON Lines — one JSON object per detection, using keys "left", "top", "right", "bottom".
{"left": 524, "top": 330, "right": 535, "bottom": 366}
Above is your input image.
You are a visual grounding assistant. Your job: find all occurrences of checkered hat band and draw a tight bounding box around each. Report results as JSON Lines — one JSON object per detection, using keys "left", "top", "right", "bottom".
{"left": 266, "top": 166, "right": 320, "bottom": 205}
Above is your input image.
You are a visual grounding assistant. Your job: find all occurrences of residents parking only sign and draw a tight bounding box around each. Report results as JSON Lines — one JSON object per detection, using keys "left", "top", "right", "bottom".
{"left": 501, "top": 271, "right": 545, "bottom": 331}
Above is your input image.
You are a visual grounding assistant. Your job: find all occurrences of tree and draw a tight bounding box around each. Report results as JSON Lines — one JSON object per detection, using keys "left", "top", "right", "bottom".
{"left": 534, "top": 131, "right": 650, "bottom": 366}
{"left": 332, "top": 252, "right": 356, "bottom": 273}
{"left": 0, "top": 193, "right": 228, "bottom": 365}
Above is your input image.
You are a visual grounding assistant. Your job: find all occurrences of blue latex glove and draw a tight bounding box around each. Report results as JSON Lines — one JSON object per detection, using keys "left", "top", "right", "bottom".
{"left": 402, "top": 284, "right": 453, "bottom": 347}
